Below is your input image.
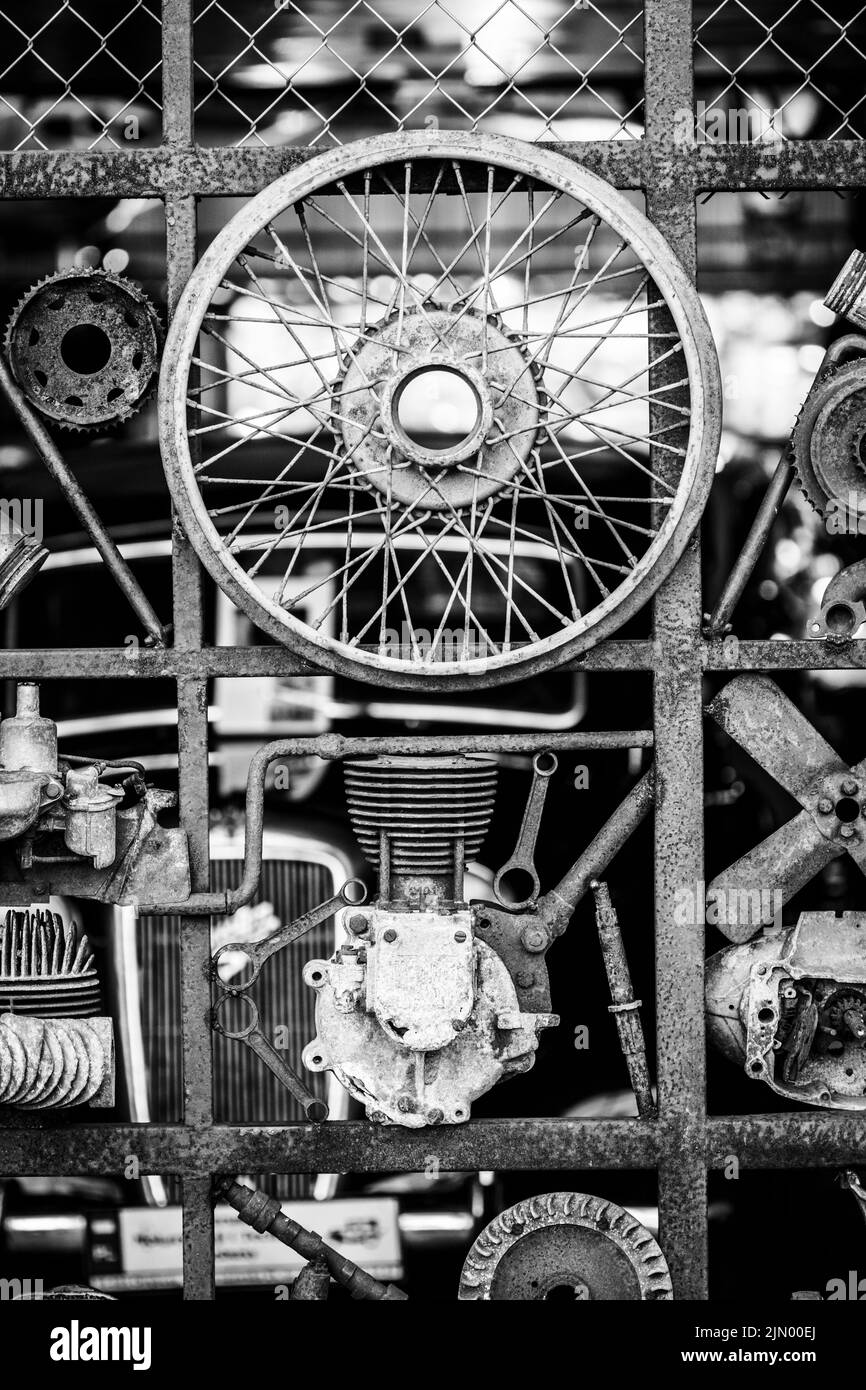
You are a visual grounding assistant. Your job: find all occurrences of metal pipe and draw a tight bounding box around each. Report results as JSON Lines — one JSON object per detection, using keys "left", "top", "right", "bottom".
{"left": 537, "top": 768, "right": 655, "bottom": 936}
{"left": 144, "top": 736, "right": 655, "bottom": 915}
{"left": 591, "top": 880, "right": 654, "bottom": 1118}
{"left": 220, "top": 1178, "right": 407, "bottom": 1300}
{"left": 0, "top": 350, "right": 167, "bottom": 645}
{"left": 705, "top": 453, "right": 794, "bottom": 637}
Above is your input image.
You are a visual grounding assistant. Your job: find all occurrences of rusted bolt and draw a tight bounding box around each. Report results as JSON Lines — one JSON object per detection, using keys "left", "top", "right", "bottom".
{"left": 452, "top": 1018, "right": 466, "bottom": 1031}
{"left": 396, "top": 1094, "right": 416, "bottom": 1113}
{"left": 383, "top": 928, "right": 398, "bottom": 943}
{"left": 842, "top": 779, "right": 859, "bottom": 796}
{"left": 818, "top": 798, "right": 834, "bottom": 814}
{"left": 521, "top": 925, "right": 548, "bottom": 953}
{"left": 427, "top": 1107, "right": 444, "bottom": 1125}
{"left": 516, "top": 970, "right": 536, "bottom": 989}
{"left": 348, "top": 913, "right": 369, "bottom": 935}
{"left": 454, "top": 930, "right": 467, "bottom": 943}
{"left": 841, "top": 825, "right": 856, "bottom": 839}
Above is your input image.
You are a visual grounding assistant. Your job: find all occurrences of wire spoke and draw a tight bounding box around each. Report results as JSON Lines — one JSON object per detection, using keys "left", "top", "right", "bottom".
{"left": 178, "top": 147, "right": 704, "bottom": 671}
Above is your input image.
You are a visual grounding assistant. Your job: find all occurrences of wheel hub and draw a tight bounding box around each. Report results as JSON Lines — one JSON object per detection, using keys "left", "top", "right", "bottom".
{"left": 335, "top": 305, "right": 541, "bottom": 509}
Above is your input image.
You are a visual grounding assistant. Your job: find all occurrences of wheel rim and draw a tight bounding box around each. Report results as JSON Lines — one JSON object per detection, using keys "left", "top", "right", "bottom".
{"left": 159, "top": 131, "right": 721, "bottom": 689}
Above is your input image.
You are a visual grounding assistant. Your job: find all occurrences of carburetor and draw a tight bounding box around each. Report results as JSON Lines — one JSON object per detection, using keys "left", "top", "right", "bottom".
{"left": 0, "top": 683, "right": 123, "bottom": 869}
{"left": 302, "top": 755, "right": 558, "bottom": 1127}
{"left": 0, "top": 681, "right": 191, "bottom": 906}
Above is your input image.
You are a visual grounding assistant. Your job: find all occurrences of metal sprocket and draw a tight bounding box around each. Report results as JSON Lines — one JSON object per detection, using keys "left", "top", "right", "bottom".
{"left": 5, "top": 268, "right": 162, "bottom": 432}
{"left": 457, "top": 1191, "right": 673, "bottom": 1300}
{"left": 791, "top": 358, "right": 866, "bottom": 515}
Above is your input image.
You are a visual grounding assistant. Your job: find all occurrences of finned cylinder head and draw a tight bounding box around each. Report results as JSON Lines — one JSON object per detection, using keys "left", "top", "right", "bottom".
{"left": 344, "top": 755, "right": 497, "bottom": 883}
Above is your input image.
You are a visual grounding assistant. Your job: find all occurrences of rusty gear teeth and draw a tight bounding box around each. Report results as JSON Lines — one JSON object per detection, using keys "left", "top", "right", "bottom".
{"left": 458, "top": 1191, "right": 674, "bottom": 1300}
{"left": 791, "top": 356, "right": 866, "bottom": 515}
{"left": 4, "top": 267, "right": 162, "bottom": 433}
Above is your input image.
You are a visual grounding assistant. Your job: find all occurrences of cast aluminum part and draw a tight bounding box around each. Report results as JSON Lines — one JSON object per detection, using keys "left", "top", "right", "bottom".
{"left": 457, "top": 1192, "right": 674, "bottom": 1300}
{"left": 808, "top": 557, "right": 866, "bottom": 642}
{"left": 0, "top": 683, "right": 121, "bottom": 869}
{"left": 4, "top": 268, "right": 161, "bottom": 431}
{"left": 302, "top": 754, "right": 557, "bottom": 1126}
{"left": 0, "top": 682, "right": 192, "bottom": 906}
{"left": 0, "top": 907, "right": 114, "bottom": 1109}
{"left": 158, "top": 129, "right": 722, "bottom": 691}
{"left": 706, "top": 674, "right": 866, "bottom": 942}
{"left": 706, "top": 912, "right": 866, "bottom": 1110}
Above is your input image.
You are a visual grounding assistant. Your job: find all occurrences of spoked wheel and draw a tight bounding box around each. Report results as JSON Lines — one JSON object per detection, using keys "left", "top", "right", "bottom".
{"left": 160, "top": 131, "right": 720, "bottom": 689}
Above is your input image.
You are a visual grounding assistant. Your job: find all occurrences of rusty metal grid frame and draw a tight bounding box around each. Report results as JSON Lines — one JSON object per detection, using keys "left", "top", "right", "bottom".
{"left": 0, "top": 0, "right": 864, "bottom": 1302}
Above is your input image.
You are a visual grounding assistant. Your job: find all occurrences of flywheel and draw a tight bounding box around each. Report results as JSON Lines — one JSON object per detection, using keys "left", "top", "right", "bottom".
{"left": 159, "top": 131, "right": 721, "bottom": 689}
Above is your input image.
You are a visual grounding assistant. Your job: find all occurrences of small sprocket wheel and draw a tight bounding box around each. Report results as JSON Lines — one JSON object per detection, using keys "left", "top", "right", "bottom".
{"left": 457, "top": 1191, "right": 674, "bottom": 1300}
{"left": 791, "top": 357, "right": 866, "bottom": 515}
{"left": 5, "top": 268, "right": 162, "bottom": 432}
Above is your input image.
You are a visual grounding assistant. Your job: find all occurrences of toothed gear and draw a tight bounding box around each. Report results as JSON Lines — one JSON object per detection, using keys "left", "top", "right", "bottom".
{"left": 791, "top": 357, "right": 866, "bottom": 515}
{"left": 4, "top": 268, "right": 161, "bottom": 432}
{"left": 332, "top": 303, "right": 545, "bottom": 511}
{"left": 457, "top": 1191, "right": 674, "bottom": 1301}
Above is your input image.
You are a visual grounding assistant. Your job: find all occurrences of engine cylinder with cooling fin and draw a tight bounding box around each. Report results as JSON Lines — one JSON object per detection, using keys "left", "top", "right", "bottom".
{"left": 344, "top": 755, "right": 497, "bottom": 904}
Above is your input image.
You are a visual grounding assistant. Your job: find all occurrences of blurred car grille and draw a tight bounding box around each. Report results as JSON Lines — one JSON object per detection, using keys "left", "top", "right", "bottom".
{"left": 135, "top": 848, "right": 341, "bottom": 1202}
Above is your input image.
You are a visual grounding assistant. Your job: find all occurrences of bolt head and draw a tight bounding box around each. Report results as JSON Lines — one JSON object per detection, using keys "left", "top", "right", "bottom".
{"left": 348, "top": 913, "right": 369, "bottom": 935}
{"left": 521, "top": 925, "right": 548, "bottom": 954}
{"left": 842, "top": 780, "right": 859, "bottom": 796}
{"left": 818, "top": 798, "right": 834, "bottom": 814}
{"left": 426, "top": 1108, "right": 444, "bottom": 1125}
{"left": 841, "top": 825, "right": 855, "bottom": 839}
{"left": 454, "top": 930, "right": 467, "bottom": 943}
{"left": 451, "top": 1017, "right": 466, "bottom": 1031}
{"left": 396, "top": 1094, "right": 416, "bottom": 1114}
{"left": 382, "top": 928, "right": 398, "bottom": 943}
{"left": 515, "top": 970, "right": 536, "bottom": 989}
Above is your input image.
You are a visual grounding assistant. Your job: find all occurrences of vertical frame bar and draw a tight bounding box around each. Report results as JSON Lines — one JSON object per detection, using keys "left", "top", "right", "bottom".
{"left": 162, "top": 0, "right": 216, "bottom": 1301}
{"left": 644, "top": 0, "right": 709, "bottom": 1300}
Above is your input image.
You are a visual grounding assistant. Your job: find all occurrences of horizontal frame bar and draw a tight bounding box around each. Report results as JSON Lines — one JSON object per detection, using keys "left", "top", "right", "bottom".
{"left": 2, "top": 141, "right": 866, "bottom": 200}
{"left": 0, "top": 1115, "right": 860, "bottom": 1174}
{"left": 0, "top": 639, "right": 862, "bottom": 679}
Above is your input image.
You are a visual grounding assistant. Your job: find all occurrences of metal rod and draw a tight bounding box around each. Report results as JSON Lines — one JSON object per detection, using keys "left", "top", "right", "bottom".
{"left": 705, "top": 454, "right": 794, "bottom": 637}
{"left": 591, "top": 880, "right": 654, "bottom": 1118}
{"left": 539, "top": 768, "right": 655, "bottom": 935}
{"left": 0, "top": 350, "right": 167, "bottom": 645}
{"left": 220, "top": 1179, "right": 407, "bottom": 1300}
